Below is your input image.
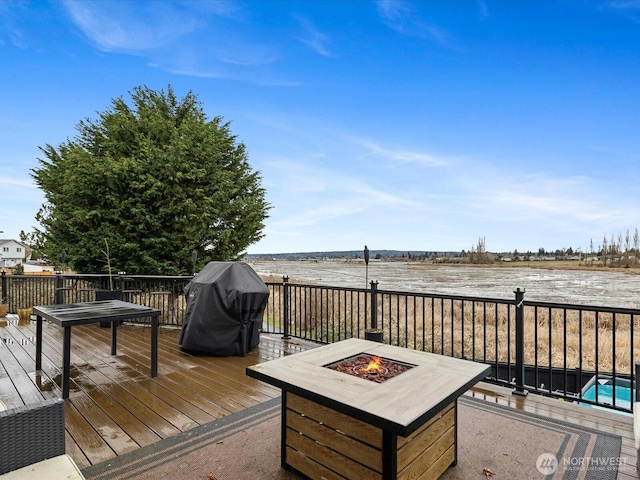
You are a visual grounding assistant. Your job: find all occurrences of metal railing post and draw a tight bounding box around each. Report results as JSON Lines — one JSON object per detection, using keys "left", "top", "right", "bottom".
{"left": 1, "top": 270, "right": 6, "bottom": 305}
{"left": 370, "top": 280, "right": 378, "bottom": 330}
{"left": 55, "top": 272, "right": 64, "bottom": 304}
{"left": 282, "top": 276, "right": 290, "bottom": 339}
{"left": 118, "top": 272, "right": 126, "bottom": 297}
{"left": 631, "top": 362, "right": 640, "bottom": 410}
{"left": 513, "top": 287, "right": 528, "bottom": 396}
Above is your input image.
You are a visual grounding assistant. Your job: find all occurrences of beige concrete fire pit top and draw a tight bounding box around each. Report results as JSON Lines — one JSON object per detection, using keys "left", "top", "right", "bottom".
{"left": 247, "top": 338, "right": 490, "bottom": 436}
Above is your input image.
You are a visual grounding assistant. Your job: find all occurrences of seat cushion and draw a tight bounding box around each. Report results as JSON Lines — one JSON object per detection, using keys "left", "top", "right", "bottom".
{"left": 0, "top": 454, "right": 84, "bottom": 480}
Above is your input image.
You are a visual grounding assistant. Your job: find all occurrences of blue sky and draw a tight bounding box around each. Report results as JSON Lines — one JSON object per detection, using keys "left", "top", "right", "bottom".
{"left": 1, "top": 1, "right": 639, "bottom": 255}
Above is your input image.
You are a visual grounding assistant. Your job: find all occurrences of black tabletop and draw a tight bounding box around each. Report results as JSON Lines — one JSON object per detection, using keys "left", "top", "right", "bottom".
{"left": 33, "top": 300, "right": 160, "bottom": 327}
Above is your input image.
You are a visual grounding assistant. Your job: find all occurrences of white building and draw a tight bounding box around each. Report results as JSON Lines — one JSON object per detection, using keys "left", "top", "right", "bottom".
{"left": 0, "top": 239, "right": 28, "bottom": 268}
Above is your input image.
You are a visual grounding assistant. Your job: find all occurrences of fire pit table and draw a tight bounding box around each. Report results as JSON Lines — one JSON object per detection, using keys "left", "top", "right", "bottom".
{"left": 246, "top": 338, "right": 490, "bottom": 480}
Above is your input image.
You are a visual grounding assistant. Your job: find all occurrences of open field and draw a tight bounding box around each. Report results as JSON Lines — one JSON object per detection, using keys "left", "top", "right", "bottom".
{"left": 256, "top": 260, "right": 640, "bottom": 378}
{"left": 251, "top": 260, "right": 640, "bottom": 309}
{"left": 483, "top": 259, "right": 640, "bottom": 273}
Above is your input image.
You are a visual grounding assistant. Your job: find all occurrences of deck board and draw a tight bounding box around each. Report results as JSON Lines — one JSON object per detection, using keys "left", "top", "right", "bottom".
{"left": 0, "top": 314, "right": 637, "bottom": 478}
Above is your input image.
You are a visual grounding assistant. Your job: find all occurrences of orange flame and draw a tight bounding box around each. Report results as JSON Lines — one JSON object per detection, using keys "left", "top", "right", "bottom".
{"left": 362, "top": 356, "right": 382, "bottom": 372}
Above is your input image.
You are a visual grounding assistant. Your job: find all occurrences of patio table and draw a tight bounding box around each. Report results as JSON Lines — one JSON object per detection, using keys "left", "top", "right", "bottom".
{"left": 33, "top": 300, "right": 161, "bottom": 399}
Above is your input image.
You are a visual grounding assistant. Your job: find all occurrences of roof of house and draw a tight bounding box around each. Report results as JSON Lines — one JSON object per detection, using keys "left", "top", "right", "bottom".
{"left": 0, "top": 239, "right": 26, "bottom": 246}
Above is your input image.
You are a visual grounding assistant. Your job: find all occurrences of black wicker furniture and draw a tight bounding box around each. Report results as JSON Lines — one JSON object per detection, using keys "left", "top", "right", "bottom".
{"left": 0, "top": 399, "right": 65, "bottom": 475}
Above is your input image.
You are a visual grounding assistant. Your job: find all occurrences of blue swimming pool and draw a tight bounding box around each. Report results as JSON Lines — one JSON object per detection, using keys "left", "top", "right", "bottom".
{"left": 581, "top": 376, "right": 634, "bottom": 414}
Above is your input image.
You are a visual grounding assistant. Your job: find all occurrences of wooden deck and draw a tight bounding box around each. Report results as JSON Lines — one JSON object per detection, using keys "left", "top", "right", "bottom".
{"left": 0, "top": 313, "right": 637, "bottom": 478}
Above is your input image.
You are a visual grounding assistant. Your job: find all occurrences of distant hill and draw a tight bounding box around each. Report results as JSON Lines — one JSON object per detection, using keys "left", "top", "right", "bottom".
{"left": 245, "top": 250, "right": 458, "bottom": 260}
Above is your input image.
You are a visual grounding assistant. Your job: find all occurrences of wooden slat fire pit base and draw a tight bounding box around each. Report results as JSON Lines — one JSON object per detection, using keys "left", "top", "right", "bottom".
{"left": 247, "top": 340, "right": 489, "bottom": 479}
{"left": 284, "top": 392, "right": 456, "bottom": 480}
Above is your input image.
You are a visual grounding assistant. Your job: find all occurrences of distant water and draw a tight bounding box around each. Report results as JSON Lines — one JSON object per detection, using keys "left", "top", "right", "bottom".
{"left": 248, "top": 260, "right": 640, "bottom": 309}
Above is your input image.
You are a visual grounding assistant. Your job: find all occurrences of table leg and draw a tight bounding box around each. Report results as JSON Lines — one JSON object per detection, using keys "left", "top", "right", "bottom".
{"left": 382, "top": 431, "right": 398, "bottom": 479}
{"left": 281, "top": 391, "right": 288, "bottom": 470}
{"left": 151, "top": 314, "right": 158, "bottom": 377}
{"left": 111, "top": 320, "right": 117, "bottom": 355}
{"left": 35, "top": 315, "right": 43, "bottom": 370}
{"left": 62, "top": 326, "right": 71, "bottom": 399}
{"left": 151, "top": 315, "right": 159, "bottom": 378}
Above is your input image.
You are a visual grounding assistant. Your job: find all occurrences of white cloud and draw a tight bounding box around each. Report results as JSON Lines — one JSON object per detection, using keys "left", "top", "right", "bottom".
{"left": 250, "top": 110, "right": 638, "bottom": 251}
{"left": 214, "top": 44, "right": 280, "bottom": 67}
{"left": 62, "top": 1, "right": 199, "bottom": 52}
{"left": 351, "top": 137, "right": 448, "bottom": 167}
{"left": 375, "top": 0, "right": 452, "bottom": 46}
{"left": 376, "top": 0, "right": 412, "bottom": 22}
{"left": 477, "top": 186, "right": 602, "bottom": 221}
{"left": 609, "top": 1, "right": 640, "bottom": 9}
{"left": 278, "top": 200, "right": 367, "bottom": 227}
{"left": 477, "top": 1, "right": 489, "bottom": 18}
{"left": 244, "top": 113, "right": 298, "bottom": 133}
{"left": 251, "top": 150, "right": 639, "bottom": 253}
{"left": 456, "top": 169, "right": 640, "bottom": 238}
{"left": 0, "top": 174, "right": 43, "bottom": 239}
{"left": 264, "top": 157, "right": 421, "bottom": 229}
{"left": 0, "top": 175, "right": 37, "bottom": 188}
{"left": 166, "top": 65, "right": 299, "bottom": 87}
{"left": 0, "top": 2, "right": 29, "bottom": 48}
{"left": 606, "top": 1, "right": 640, "bottom": 24}
{"left": 266, "top": 160, "right": 328, "bottom": 194}
{"left": 62, "top": 0, "right": 290, "bottom": 84}
{"left": 350, "top": 185, "right": 422, "bottom": 208}
{"left": 293, "top": 14, "right": 332, "bottom": 56}
{"left": 274, "top": 187, "right": 417, "bottom": 228}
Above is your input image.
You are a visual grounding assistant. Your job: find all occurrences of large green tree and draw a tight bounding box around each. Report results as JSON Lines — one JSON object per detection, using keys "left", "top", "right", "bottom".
{"left": 31, "top": 86, "right": 270, "bottom": 274}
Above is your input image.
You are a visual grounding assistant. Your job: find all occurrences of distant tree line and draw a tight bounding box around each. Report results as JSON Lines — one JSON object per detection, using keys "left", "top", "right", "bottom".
{"left": 245, "top": 229, "right": 640, "bottom": 269}
{"left": 587, "top": 228, "right": 640, "bottom": 268}
{"left": 402, "top": 228, "right": 640, "bottom": 269}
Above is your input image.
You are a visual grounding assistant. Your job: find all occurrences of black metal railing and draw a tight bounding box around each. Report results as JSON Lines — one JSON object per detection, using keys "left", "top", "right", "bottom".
{"left": 262, "top": 278, "right": 640, "bottom": 413}
{"left": 1, "top": 271, "right": 192, "bottom": 326}
{"left": 2, "top": 271, "right": 638, "bottom": 412}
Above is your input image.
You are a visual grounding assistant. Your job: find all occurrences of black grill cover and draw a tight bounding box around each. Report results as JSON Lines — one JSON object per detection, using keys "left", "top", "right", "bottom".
{"left": 179, "top": 262, "right": 269, "bottom": 356}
